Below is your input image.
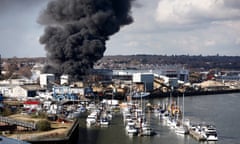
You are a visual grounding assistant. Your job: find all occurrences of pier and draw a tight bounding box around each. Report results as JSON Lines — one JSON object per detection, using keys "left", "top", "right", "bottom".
{"left": 0, "top": 116, "right": 36, "bottom": 130}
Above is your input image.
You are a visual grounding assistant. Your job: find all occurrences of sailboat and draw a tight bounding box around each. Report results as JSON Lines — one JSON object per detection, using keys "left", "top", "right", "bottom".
{"left": 175, "top": 92, "right": 189, "bottom": 134}
{"left": 139, "top": 85, "right": 156, "bottom": 136}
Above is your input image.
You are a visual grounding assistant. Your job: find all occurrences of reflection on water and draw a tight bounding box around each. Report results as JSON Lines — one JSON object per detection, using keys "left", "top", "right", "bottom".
{"left": 78, "top": 93, "right": 240, "bottom": 144}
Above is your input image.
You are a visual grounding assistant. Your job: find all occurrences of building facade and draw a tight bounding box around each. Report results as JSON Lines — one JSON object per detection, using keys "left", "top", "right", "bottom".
{"left": 0, "top": 54, "right": 2, "bottom": 78}
{"left": 132, "top": 73, "right": 154, "bottom": 92}
{"left": 11, "top": 84, "right": 43, "bottom": 100}
{"left": 40, "top": 73, "right": 55, "bottom": 90}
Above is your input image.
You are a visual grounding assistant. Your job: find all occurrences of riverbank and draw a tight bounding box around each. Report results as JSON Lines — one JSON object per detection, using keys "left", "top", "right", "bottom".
{"left": 2, "top": 114, "right": 79, "bottom": 144}
{"left": 26, "top": 119, "right": 79, "bottom": 144}
{"left": 150, "top": 89, "right": 240, "bottom": 98}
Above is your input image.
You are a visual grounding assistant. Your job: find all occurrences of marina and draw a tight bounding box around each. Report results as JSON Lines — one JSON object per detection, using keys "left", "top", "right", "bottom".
{"left": 1, "top": 86, "right": 239, "bottom": 144}
{"left": 78, "top": 93, "right": 240, "bottom": 144}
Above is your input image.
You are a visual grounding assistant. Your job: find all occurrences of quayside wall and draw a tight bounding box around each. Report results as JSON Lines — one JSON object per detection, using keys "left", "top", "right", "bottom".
{"left": 27, "top": 119, "right": 79, "bottom": 144}
{"left": 151, "top": 89, "right": 240, "bottom": 98}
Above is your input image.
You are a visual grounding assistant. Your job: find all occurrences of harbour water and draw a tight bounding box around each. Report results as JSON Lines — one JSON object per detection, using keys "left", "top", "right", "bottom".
{"left": 77, "top": 93, "right": 240, "bottom": 144}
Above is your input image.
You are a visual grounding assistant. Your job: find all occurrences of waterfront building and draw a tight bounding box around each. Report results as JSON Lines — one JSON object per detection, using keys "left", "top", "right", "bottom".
{"left": 0, "top": 84, "right": 11, "bottom": 97}
{"left": 11, "top": 84, "right": 44, "bottom": 100}
{"left": 39, "top": 73, "right": 55, "bottom": 90}
{"left": 132, "top": 73, "right": 154, "bottom": 91}
{"left": 216, "top": 71, "right": 240, "bottom": 81}
{"left": 88, "top": 69, "right": 113, "bottom": 82}
{"left": 61, "top": 75, "right": 69, "bottom": 85}
{"left": 52, "top": 85, "right": 79, "bottom": 101}
{"left": 23, "top": 100, "right": 41, "bottom": 112}
{"left": 151, "top": 65, "right": 189, "bottom": 82}
{"left": 0, "top": 54, "right": 2, "bottom": 78}
{"left": 0, "top": 74, "right": 36, "bottom": 97}
{"left": 112, "top": 65, "right": 189, "bottom": 91}
{"left": 112, "top": 65, "right": 188, "bottom": 82}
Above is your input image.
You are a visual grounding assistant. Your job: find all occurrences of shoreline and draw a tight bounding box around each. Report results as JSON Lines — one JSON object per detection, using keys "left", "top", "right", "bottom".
{"left": 26, "top": 119, "right": 79, "bottom": 144}
{"left": 150, "top": 89, "right": 240, "bottom": 98}
{"left": 2, "top": 114, "right": 79, "bottom": 144}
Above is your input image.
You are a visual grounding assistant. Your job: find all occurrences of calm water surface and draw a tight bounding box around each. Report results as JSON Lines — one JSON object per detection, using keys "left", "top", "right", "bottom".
{"left": 77, "top": 93, "right": 240, "bottom": 144}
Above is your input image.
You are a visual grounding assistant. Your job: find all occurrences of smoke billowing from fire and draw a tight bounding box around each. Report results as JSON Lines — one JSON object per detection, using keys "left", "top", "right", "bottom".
{"left": 38, "top": 0, "right": 134, "bottom": 81}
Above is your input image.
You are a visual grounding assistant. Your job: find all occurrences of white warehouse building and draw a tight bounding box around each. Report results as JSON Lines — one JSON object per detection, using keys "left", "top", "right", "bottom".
{"left": 132, "top": 73, "right": 154, "bottom": 91}
{"left": 40, "top": 74, "right": 55, "bottom": 90}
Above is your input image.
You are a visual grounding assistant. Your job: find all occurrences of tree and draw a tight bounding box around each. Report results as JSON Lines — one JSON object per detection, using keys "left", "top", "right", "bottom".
{"left": 36, "top": 120, "right": 51, "bottom": 131}
{"left": 18, "top": 66, "right": 32, "bottom": 79}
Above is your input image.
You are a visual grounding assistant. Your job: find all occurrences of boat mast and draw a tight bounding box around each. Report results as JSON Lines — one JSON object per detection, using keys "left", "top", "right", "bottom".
{"left": 182, "top": 91, "right": 185, "bottom": 123}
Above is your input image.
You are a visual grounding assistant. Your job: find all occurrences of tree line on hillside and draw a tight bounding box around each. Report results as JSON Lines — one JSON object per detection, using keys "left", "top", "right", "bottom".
{"left": 1, "top": 55, "right": 240, "bottom": 80}
{"left": 100, "top": 55, "right": 240, "bottom": 70}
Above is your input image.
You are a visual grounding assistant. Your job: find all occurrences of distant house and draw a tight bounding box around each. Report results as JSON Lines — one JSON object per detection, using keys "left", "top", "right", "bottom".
{"left": 11, "top": 84, "right": 44, "bottom": 100}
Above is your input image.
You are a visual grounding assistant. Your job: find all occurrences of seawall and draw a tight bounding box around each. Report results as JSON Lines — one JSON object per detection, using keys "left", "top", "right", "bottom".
{"left": 151, "top": 89, "right": 240, "bottom": 98}
{"left": 26, "top": 119, "right": 79, "bottom": 144}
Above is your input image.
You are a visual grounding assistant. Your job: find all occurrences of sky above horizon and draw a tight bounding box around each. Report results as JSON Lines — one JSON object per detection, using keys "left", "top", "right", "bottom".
{"left": 1, "top": 0, "right": 240, "bottom": 58}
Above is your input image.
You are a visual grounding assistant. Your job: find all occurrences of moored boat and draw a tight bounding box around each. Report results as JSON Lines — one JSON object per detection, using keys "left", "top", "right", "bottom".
{"left": 126, "top": 125, "right": 138, "bottom": 136}
{"left": 132, "top": 92, "right": 150, "bottom": 99}
{"left": 175, "top": 125, "right": 189, "bottom": 134}
{"left": 202, "top": 124, "right": 218, "bottom": 141}
{"left": 100, "top": 117, "right": 110, "bottom": 126}
{"left": 189, "top": 124, "right": 207, "bottom": 141}
{"left": 140, "top": 122, "right": 156, "bottom": 136}
{"left": 125, "top": 120, "right": 138, "bottom": 136}
{"left": 86, "top": 111, "right": 98, "bottom": 126}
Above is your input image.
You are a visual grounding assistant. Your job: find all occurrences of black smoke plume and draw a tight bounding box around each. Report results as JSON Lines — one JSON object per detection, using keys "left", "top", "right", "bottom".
{"left": 38, "top": 0, "right": 134, "bottom": 81}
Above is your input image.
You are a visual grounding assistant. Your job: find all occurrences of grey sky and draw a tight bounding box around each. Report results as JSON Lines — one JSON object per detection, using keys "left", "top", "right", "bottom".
{"left": 1, "top": 0, "right": 240, "bottom": 58}
{"left": 0, "top": 0, "right": 49, "bottom": 58}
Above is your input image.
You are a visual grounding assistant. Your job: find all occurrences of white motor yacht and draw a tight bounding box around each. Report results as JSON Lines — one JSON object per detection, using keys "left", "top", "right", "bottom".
{"left": 141, "top": 122, "right": 155, "bottom": 136}
{"left": 202, "top": 125, "right": 218, "bottom": 141}
{"left": 125, "top": 119, "right": 138, "bottom": 136}
{"left": 100, "top": 117, "right": 110, "bottom": 126}
{"left": 126, "top": 125, "right": 138, "bottom": 136}
{"left": 175, "top": 125, "right": 188, "bottom": 134}
{"left": 86, "top": 112, "right": 97, "bottom": 126}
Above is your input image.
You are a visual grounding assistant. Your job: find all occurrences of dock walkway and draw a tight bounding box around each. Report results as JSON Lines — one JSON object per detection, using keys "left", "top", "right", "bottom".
{"left": 0, "top": 116, "right": 36, "bottom": 130}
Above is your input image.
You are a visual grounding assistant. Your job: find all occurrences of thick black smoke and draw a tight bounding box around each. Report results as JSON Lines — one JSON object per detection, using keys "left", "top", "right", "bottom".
{"left": 38, "top": 0, "right": 134, "bottom": 81}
